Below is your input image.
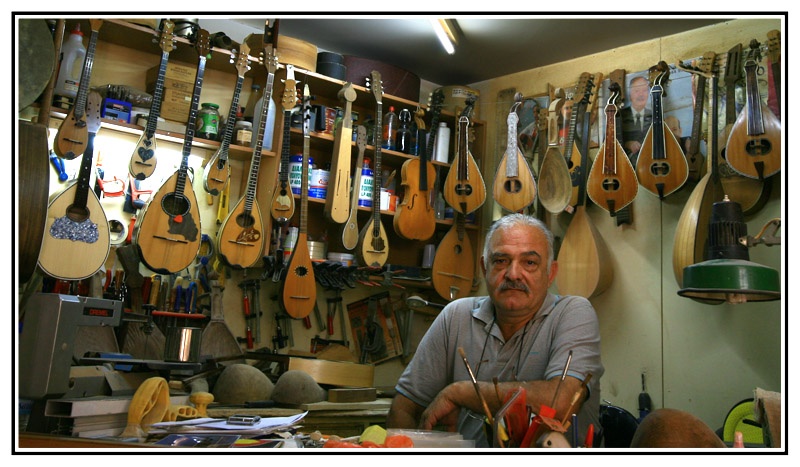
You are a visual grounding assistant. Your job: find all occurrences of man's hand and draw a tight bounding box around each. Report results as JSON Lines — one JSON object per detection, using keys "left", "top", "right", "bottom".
{"left": 419, "top": 381, "right": 471, "bottom": 431}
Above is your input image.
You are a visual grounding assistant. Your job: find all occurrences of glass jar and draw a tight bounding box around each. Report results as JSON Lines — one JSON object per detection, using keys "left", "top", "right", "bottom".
{"left": 196, "top": 103, "right": 221, "bottom": 140}
{"left": 234, "top": 120, "right": 253, "bottom": 146}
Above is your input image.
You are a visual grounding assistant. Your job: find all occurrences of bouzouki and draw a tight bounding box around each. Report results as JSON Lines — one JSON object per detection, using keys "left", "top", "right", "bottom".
{"left": 586, "top": 82, "right": 638, "bottom": 216}
{"left": 54, "top": 19, "right": 103, "bottom": 160}
{"left": 562, "top": 73, "right": 593, "bottom": 209}
{"left": 725, "top": 39, "right": 781, "bottom": 180}
{"left": 281, "top": 84, "right": 316, "bottom": 320}
{"left": 270, "top": 64, "right": 296, "bottom": 223}
{"left": 717, "top": 43, "right": 769, "bottom": 215}
{"left": 431, "top": 212, "right": 475, "bottom": 301}
{"left": 393, "top": 90, "right": 445, "bottom": 240}
{"left": 672, "top": 67, "right": 725, "bottom": 290}
{"left": 356, "top": 71, "right": 390, "bottom": 268}
{"left": 538, "top": 90, "right": 572, "bottom": 214}
{"left": 325, "top": 82, "right": 357, "bottom": 223}
{"left": 217, "top": 44, "right": 277, "bottom": 270}
{"left": 556, "top": 84, "right": 613, "bottom": 299}
{"left": 129, "top": 20, "right": 175, "bottom": 180}
{"left": 635, "top": 64, "right": 689, "bottom": 199}
{"left": 134, "top": 30, "right": 210, "bottom": 274}
{"left": 203, "top": 42, "right": 251, "bottom": 196}
{"left": 443, "top": 97, "right": 485, "bottom": 215}
{"left": 38, "top": 91, "right": 110, "bottom": 280}
{"left": 494, "top": 93, "right": 537, "bottom": 212}
{"left": 684, "top": 51, "right": 716, "bottom": 183}
{"left": 342, "top": 125, "right": 367, "bottom": 250}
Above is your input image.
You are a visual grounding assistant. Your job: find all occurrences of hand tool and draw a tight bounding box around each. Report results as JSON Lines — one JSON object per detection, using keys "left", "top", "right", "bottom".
{"left": 560, "top": 373, "right": 593, "bottom": 428}
{"left": 252, "top": 279, "right": 262, "bottom": 344}
{"left": 457, "top": 347, "right": 495, "bottom": 427}
{"left": 313, "top": 299, "right": 326, "bottom": 333}
{"left": 638, "top": 372, "right": 652, "bottom": 423}
{"left": 551, "top": 349, "right": 573, "bottom": 408}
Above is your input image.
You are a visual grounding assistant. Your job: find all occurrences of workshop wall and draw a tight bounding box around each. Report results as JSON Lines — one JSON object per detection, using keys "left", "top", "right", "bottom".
{"left": 470, "top": 18, "right": 783, "bottom": 431}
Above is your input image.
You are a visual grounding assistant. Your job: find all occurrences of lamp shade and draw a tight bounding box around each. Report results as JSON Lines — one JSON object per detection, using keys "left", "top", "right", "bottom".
{"left": 678, "top": 258, "right": 780, "bottom": 304}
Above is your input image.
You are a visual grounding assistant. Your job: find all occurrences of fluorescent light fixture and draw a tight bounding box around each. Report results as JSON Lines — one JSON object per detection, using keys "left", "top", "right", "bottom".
{"left": 431, "top": 19, "right": 457, "bottom": 55}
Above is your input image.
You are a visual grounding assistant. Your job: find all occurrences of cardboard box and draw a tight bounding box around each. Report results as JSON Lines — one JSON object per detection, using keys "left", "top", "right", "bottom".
{"left": 146, "top": 61, "right": 196, "bottom": 123}
{"left": 146, "top": 61, "right": 196, "bottom": 87}
{"left": 158, "top": 88, "right": 192, "bottom": 123}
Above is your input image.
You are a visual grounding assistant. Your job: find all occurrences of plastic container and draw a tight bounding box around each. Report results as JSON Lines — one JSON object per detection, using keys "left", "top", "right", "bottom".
{"left": 382, "top": 106, "right": 398, "bottom": 151}
{"left": 233, "top": 120, "right": 253, "bottom": 146}
{"left": 54, "top": 24, "right": 87, "bottom": 99}
{"left": 251, "top": 88, "right": 277, "bottom": 151}
{"left": 309, "top": 168, "right": 329, "bottom": 199}
{"left": 196, "top": 103, "right": 220, "bottom": 140}
{"left": 243, "top": 84, "right": 261, "bottom": 121}
{"left": 289, "top": 155, "right": 313, "bottom": 195}
{"left": 327, "top": 252, "right": 354, "bottom": 267}
{"left": 358, "top": 158, "right": 374, "bottom": 208}
{"left": 396, "top": 108, "right": 413, "bottom": 154}
{"left": 433, "top": 122, "right": 451, "bottom": 163}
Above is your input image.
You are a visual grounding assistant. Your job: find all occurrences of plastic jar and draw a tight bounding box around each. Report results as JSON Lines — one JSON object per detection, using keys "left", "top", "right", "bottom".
{"left": 196, "top": 103, "right": 221, "bottom": 140}
{"left": 234, "top": 120, "right": 253, "bottom": 146}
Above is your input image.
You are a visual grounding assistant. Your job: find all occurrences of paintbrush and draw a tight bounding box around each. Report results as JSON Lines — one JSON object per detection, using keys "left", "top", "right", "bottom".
{"left": 550, "top": 350, "right": 573, "bottom": 408}
{"left": 458, "top": 347, "right": 494, "bottom": 426}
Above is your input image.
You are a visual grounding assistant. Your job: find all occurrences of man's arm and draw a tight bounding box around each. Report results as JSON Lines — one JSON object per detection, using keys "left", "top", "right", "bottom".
{"left": 386, "top": 393, "right": 426, "bottom": 429}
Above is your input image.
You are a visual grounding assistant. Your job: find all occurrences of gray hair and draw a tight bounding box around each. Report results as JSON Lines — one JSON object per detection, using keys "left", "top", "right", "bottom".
{"left": 482, "top": 214, "right": 555, "bottom": 273}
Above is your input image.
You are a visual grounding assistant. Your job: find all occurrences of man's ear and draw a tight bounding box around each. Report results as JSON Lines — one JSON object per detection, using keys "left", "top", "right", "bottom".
{"left": 480, "top": 256, "right": 486, "bottom": 276}
{"left": 548, "top": 261, "right": 558, "bottom": 287}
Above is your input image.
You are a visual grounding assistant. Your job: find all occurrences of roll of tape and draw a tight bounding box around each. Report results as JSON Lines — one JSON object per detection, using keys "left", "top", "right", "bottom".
{"left": 108, "top": 218, "right": 128, "bottom": 245}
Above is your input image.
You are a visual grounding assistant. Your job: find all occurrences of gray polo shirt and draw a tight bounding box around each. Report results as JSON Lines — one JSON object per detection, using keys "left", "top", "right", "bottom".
{"left": 395, "top": 293, "right": 604, "bottom": 447}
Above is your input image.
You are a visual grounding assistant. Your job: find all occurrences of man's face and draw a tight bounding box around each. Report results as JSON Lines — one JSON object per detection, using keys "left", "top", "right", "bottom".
{"left": 629, "top": 79, "right": 650, "bottom": 111}
{"left": 482, "top": 225, "right": 557, "bottom": 314}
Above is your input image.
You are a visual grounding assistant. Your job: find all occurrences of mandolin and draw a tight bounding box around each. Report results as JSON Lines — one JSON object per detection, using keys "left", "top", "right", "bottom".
{"left": 203, "top": 43, "right": 251, "bottom": 196}
{"left": 672, "top": 68, "right": 725, "bottom": 289}
{"left": 342, "top": 125, "right": 367, "bottom": 250}
{"left": 443, "top": 97, "right": 485, "bottom": 215}
{"left": 494, "top": 93, "right": 537, "bottom": 212}
{"left": 431, "top": 212, "right": 475, "bottom": 301}
{"left": 54, "top": 19, "right": 102, "bottom": 160}
{"left": 556, "top": 84, "right": 613, "bottom": 299}
{"left": 532, "top": 106, "right": 550, "bottom": 221}
{"left": 38, "top": 91, "right": 110, "bottom": 280}
{"left": 133, "top": 30, "right": 210, "bottom": 274}
{"left": 635, "top": 65, "right": 689, "bottom": 199}
{"left": 129, "top": 20, "right": 175, "bottom": 180}
{"left": 684, "top": 51, "right": 716, "bottom": 183}
{"left": 538, "top": 91, "right": 572, "bottom": 214}
{"left": 216, "top": 43, "right": 277, "bottom": 270}
{"left": 356, "top": 71, "right": 390, "bottom": 268}
{"left": 325, "top": 81, "right": 357, "bottom": 224}
{"left": 393, "top": 90, "right": 444, "bottom": 240}
{"left": 281, "top": 84, "right": 316, "bottom": 319}
{"left": 562, "top": 73, "right": 593, "bottom": 209}
{"left": 586, "top": 82, "right": 638, "bottom": 216}
{"left": 725, "top": 39, "right": 781, "bottom": 180}
{"left": 270, "top": 64, "right": 296, "bottom": 223}
{"left": 717, "top": 43, "right": 769, "bottom": 215}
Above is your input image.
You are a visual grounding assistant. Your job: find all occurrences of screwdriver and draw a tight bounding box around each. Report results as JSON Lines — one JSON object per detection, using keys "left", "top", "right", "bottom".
{"left": 638, "top": 372, "right": 652, "bottom": 423}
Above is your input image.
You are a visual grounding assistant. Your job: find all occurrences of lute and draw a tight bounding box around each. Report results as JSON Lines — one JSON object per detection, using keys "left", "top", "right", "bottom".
{"left": 281, "top": 84, "right": 316, "bottom": 319}
{"left": 325, "top": 81, "right": 357, "bottom": 223}
{"left": 725, "top": 39, "right": 781, "bottom": 180}
{"left": 493, "top": 93, "right": 537, "bottom": 212}
{"left": 562, "top": 73, "right": 592, "bottom": 209}
{"left": 431, "top": 212, "right": 475, "bottom": 301}
{"left": 356, "top": 70, "right": 390, "bottom": 268}
{"left": 129, "top": 20, "right": 175, "bottom": 180}
{"left": 443, "top": 97, "right": 485, "bottom": 215}
{"left": 635, "top": 63, "right": 689, "bottom": 199}
{"left": 38, "top": 91, "right": 110, "bottom": 280}
{"left": 216, "top": 42, "right": 277, "bottom": 270}
{"left": 133, "top": 29, "right": 210, "bottom": 274}
{"left": 586, "top": 81, "right": 638, "bottom": 216}
{"left": 393, "top": 90, "right": 444, "bottom": 240}
{"left": 537, "top": 90, "right": 572, "bottom": 214}
{"left": 342, "top": 125, "right": 367, "bottom": 250}
{"left": 203, "top": 42, "right": 251, "bottom": 196}
{"left": 54, "top": 19, "right": 102, "bottom": 160}
{"left": 270, "top": 64, "right": 296, "bottom": 223}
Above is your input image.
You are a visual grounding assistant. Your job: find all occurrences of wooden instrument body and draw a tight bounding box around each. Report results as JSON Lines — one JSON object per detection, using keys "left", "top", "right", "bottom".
{"left": 683, "top": 52, "right": 716, "bottom": 183}
{"left": 325, "top": 82, "right": 357, "bottom": 223}
{"left": 443, "top": 99, "right": 485, "bottom": 215}
{"left": 217, "top": 197, "right": 264, "bottom": 269}
{"left": 342, "top": 126, "right": 367, "bottom": 250}
{"left": 635, "top": 74, "right": 689, "bottom": 199}
{"left": 725, "top": 93, "right": 781, "bottom": 180}
{"left": 431, "top": 216, "right": 474, "bottom": 301}
{"left": 538, "top": 96, "right": 572, "bottom": 214}
{"left": 270, "top": 65, "right": 297, "bottom": 222}
{"left": 393, "top": 156, "right": 436, "bottom": 240}
{"left": 129, "top": 21, "right": 175, "bottom": 180}
{"left": 494, "top": 104, "right": 537, "bottom": 212}
{"left": 556, "top": 206, "right": 613, "bottom": 298}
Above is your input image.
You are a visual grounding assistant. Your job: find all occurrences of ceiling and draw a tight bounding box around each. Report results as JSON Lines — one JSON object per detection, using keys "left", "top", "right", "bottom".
{"left": 210, "top": 15, "right": 732, "bottom": 85}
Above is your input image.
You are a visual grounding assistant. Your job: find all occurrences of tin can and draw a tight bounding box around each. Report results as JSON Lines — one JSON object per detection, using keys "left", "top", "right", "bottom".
{"left": 196, "top": 103, "right": 220, "bottom": 140}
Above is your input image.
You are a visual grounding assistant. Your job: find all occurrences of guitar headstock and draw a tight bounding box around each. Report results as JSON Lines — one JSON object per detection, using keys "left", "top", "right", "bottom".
{"left": 581, "top": 74, "right": 596, "bottom": 106}
{"left": 649, "top": 61, "right": 670, "bottom": 89}
{"left": 89, "top": 19, "right": 103, "bottom": 33}
{"left": 767, "top": 29, "right": 780, "bottom": 64}
{"left": 573, "top": 72, "right": 592, "bottom": 102}
{"left": 356, "top": 124, "right": 367, "bottom": 149}
{"left": 508, "top": 92, "right": 523, "bottom": 126}
{"left": 233, "top": 43, "right": 251, "bottom": 78}
{"left": 194, "top": 29, "right": 211, "bottom": 59}
{"left": 339, "top": 82, "right": 357, "bottom": 104}
{"left": 159, "top": 20, "right": 176, "bottom": 54}
{"left": 745, "top": 38, "right": 762, "bottom": 65}
{"left": 459, "top": 96, "right": 476, "bottom": 119}
{"left": 367, "top": 70, "right": 383, "bottom": 104}
{"left": 281, "top": 65, "right": 298, "bottom": 112}
{"left": 86, "top": 91, "right": 103, "bottom": 133}
{"left": 607, "top": 82, "right": 622, "bottom": 107}
{"left": 264, "top": 18, "right": 280, "bottom": 50}
{"left": 699, "top": 51, "right": 717, "bottom": 75}
{"left": 724, "top": 43, "right": 743, "bottom": 85}
{"left": 302, "top": 84, "right": 312, "bottom": 136}
{"left": 428, "top": 88, "right": 445, "bottom": 114}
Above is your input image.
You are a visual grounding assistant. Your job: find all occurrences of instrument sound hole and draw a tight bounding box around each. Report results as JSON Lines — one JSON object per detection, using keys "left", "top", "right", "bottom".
{"left": 650, "top": 161, "right": 671, "bottom": 176}
{"left": 504, "top": 179, "right": 522, "bottom": 194}
{"left": 745, "top": 138, "right": 772, "bottom": 156}
{"left": 455, "top": 184, "right": 473, "bottom": 196}
{"left": 602, "top": 178, "right": 621, "bottom": 192}
{"left": 161, "top": 193, "right": 191, "bottom": 217}
{"left": 295, "top": 265, "right": 309, "bottom": 277}
{"left": 236, "top": 213, "right": 255, "bottom": 228}
{"left": 66, "top": 204, "right": 90, "bottom": 222}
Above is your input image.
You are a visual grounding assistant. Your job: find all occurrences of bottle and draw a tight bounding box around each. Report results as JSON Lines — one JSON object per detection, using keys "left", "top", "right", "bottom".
{"left": 243, "top": 84, "right": 261, "bottom": 121}
{"left": 234, "top": 120, "right": 253, "bottom": 146}
{"left": 358, "top": 158, "right": 374, "bottom": 208}
{"left": 433, "top": 122, "right": 451, "bottom": 163}
{"left": 396, "top": 108, "right": 413, "bottom": 154}
{"left": 251, "top": 88, "right": 277, "bottom": 151}
{"left": 196, "top": 103, "right": 221, "bottom": 140}
{"left": 54, "top": 24, "right": 87, "bottom": 100}
{"left": 435, "top": 191, "right": 446, "bottom": 220}
{"left": 382, "top": 106, "right": 398, "bottom": 151}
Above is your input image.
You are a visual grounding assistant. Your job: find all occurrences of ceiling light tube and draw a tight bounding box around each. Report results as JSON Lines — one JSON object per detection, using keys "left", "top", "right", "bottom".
{"left": 431, "top": 19, "right": 456, "bottom": 55}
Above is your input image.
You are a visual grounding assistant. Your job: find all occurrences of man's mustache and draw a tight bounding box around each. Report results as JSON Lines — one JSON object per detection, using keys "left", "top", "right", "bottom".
{"left": 499, "top": 281, "right": 529, "bottom": 293}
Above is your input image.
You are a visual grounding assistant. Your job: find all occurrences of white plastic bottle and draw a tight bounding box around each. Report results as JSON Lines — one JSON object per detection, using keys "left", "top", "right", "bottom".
{"left": 252, "top": 89, "right": 277, "bottom": 151}
{"left": 433, "top": 122, "right": 451, "bottom": 163}
{"left": 54, "top": 24, "right": 87, "bottom": 100}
